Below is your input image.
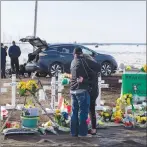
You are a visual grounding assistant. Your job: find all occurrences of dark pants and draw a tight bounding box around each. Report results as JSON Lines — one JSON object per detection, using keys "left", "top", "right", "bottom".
{"left": 1, "top": 62, "right": 6, "bottom": 78}
{"left": 89, "top": 96, "right": 97, "bottom": 129}
{"left": 71, "top": 91, "right": 90, "bottom": 136}
{"left": 11, "top": 57, "right": 19, "bottom": 75}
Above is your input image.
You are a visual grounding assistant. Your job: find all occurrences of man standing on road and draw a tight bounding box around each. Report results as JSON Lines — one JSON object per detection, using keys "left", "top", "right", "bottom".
{"left": 1, "top": 43, "right": 7, "bottom": 78}
{"left": 8, "top": 41, "right": 21, "bottom": 76}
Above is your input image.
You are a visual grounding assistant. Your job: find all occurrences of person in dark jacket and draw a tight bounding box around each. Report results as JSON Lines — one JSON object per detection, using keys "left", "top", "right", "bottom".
{"left": 4, "top": 46, "right": 8, "bottom": 56}
{"left": 1, "top": 43, "right": 7, "bottom": 78}
{"left": 70, "top": 47, "right": 91, "bottom": 137}
{"left": 82, "top": 54, "right": 101, "bottom": 135}
{"left": 8, "top": 41, "right": 21, "bottom": 75}
{"left": 70, "top": 47, "right": 100, "bottom": 136}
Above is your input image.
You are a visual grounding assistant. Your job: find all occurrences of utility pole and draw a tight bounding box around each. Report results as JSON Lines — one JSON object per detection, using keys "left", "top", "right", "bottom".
{"left": 33, "top": 0, "right": 38, "bottom": 51}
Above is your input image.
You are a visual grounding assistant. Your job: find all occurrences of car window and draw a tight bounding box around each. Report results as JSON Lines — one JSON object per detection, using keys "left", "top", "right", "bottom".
{"left": 58, "top": 46, "right": 74, "bottom": 54}
{"left": 80, "top": 46, "right": 93, "bottom": 56}
{"left": 46, "top": 46, "right": 57, "bottom": 51}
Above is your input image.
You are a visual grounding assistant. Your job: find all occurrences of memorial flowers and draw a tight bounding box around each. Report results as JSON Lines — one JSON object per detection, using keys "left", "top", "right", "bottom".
{"left": 141, "top": 64, "right": 147, "bottom": 73}
{"left": 112, "top": 105, "right": 123, "bottom": 123}
{"left": 112, "top": 94, "right": 133, "bottom": 123}
{"left": 115, "top": 94, "right": 133, "bottom": 108}
{"left": 125, "top": 65, "right": 132, "bottom": 70}
{"left": 54, "top": 109, "right": 70, "bottom": 128}
{"left": 17, "top": 80, "right": 38, "bottom": 96}
{"left": 122, "top": 93, "right": 133, "bottom": 106}
{"left": 123, "top": 114, "right": 135, "bottom": 128}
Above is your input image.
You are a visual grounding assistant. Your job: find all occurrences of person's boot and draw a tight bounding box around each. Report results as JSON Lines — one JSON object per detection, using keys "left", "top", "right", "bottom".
{"left": 89, "top": 129, "right": 97, "bottom": 135}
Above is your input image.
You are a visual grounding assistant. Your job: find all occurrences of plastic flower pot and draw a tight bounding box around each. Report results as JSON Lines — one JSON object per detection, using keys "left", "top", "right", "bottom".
{"left": 21, "top": 116, "right": 39, "bottom": 128}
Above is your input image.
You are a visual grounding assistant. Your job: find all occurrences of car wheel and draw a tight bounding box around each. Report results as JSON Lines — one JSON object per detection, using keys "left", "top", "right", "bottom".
{"left": 101, "top": 62, "right": 112, "bottom": 76}
{"left": 49, "top": 62, "right": 63, "bottom": 77}
{"left": 36, "top": 72, "right": 48, "bottom": 77}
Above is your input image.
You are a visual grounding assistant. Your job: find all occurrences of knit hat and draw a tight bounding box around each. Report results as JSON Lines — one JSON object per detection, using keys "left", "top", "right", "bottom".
{"left": 73, "top": 47, "right": 83, "bottom": 55}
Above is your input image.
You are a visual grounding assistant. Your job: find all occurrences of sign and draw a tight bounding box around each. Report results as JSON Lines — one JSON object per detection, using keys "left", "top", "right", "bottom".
{"left": 122, "top": 72, "right": 147, "bottom": 98}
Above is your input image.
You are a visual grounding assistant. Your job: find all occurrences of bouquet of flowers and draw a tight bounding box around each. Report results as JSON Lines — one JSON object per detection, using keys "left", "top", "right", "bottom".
{"left": 112, "top": 105, "right": 123, "bottom": 123}
{"left": 121, "top": 93, "right": 133, "bottom": 106}
{"left": 101, "top": 111, "right": 112, "bottom": 122}
{"left": 141, "top": 64, "right": 147, "bottom": 73}
{"left": 17, "top": 80, "right": 38, "bottom": 96}
{"left": 54, "top": 109, "right": 70, "bottom": 128}
{"left": 123, "top": 114, "right": 135, "bottom": 128}
{"left": 112, "top": 93, "right": 134, "bottom": 123}
{"left": 115, "top": 94, "right": 133, "bottom": 110}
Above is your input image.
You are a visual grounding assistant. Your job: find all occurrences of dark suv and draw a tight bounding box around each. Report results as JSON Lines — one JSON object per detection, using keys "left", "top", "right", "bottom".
{"left": 20, "top": 36, "right": 118, "bottom": 77}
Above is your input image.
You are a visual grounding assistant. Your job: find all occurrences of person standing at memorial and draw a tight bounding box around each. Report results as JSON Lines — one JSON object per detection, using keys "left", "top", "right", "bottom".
{"left": 4, "top": 46, "right": 8, "bottom": 56}
{"left": 8, "top": 41, "right": 21, "bottom": 76}
{"left": 82, "top": 54, "right": 101, "bottom": 135}
{"left": 70, "top": 47, "right": 91, "bottom": 137}
{"left": 1, "top": 43, "right": 7, "bottom": 78}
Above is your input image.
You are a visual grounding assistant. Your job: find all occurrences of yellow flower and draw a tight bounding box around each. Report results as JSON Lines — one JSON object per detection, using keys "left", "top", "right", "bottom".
{"left": 123, "top": 94, "right": 127, "bottom": 99}
{"left": 126, "top": 98, "right": 131, "bottom": 106}
{"left": 25, "top": 80, "right": 38, "bottom": 91}
{"left": 17, "top": 81, "right": 27, "bottom": 90}
{"left": 143, "top": 64, "right": 147, "bottom": 72}
{"left": 116, "top": 98, "right": 121, "bottom": 105}
{"left": 115, "top": 111, "right": 122, "bottom": 117}
{"left": 55, "top": 109, "right": 60, "bottom": 114}
{"left": 104, "top": 112, "right": 110, "bottom": 117}
{"left": 126, "top": 66, "right": 131, "bottom": 70}
{"left": 129, "top": 94, "right": 132, "bottom": 98}
{"left": 116, "top": 106, "right": 120, "bottom": 111}
{"left": 34, "top": 84, "right": 38, "bottom": 89}
{"left": 55, "top": 113, "right": 61, "bottom": 116}
{"left": 21, "top": 85, "right": 26, "bottom": 90}
{"left": 140, "top": 117, "right": 147, "bottom": 122}
{"left": 136, "top": 116, "right": 141, "bottom": 123}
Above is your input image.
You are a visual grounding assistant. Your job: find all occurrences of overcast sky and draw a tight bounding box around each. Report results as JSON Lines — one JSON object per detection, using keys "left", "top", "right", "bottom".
{"left": 1, "top": 1, "right": 146, "bottom": 43}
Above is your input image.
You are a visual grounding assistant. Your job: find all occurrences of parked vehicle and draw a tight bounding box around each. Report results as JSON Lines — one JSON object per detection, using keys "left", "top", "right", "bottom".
{"left": 20, "top": 36, "right": 118, "bottom": 77}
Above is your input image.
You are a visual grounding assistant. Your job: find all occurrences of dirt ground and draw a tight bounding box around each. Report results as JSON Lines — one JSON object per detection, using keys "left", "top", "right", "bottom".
{"left": 0, "top": 127, "right": 146, "bottom": 147}
{"left": 0, "top": 77, "right": 120, "bottom": 105}
{"left": 0, "top": 77, "right": 146, "bottom": 147}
